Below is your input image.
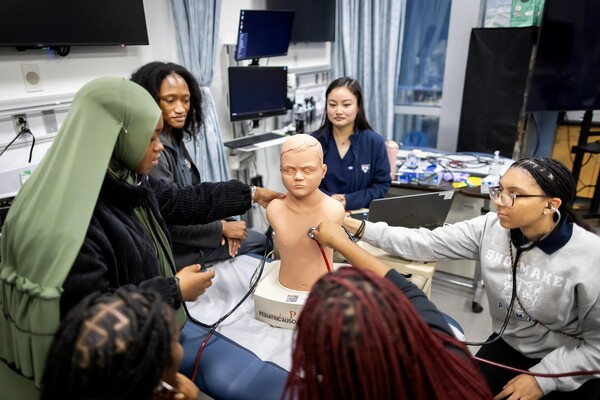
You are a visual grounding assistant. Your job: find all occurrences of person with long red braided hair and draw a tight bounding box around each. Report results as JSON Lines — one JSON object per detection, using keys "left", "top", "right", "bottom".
{"left": 284, "top": 221, "right": 492, "bottom": 400}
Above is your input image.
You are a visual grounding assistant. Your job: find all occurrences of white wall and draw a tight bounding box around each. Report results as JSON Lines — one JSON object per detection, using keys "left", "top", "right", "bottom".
{"left": 437, "top": 0, "right": 483, "bottom": 152}
{"left": 0, "top": 0, "right": 330, "bottom": 180}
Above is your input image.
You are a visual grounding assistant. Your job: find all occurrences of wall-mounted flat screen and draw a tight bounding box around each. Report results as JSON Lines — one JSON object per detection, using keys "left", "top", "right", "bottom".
{"left": 228, "top": 66, "right": 288, "bottom": 121}
{"left": 234, "top": 10, "right": 294, "bottom": 62}
{"left": 0, "top": 0, "right": 148, "bottom": 47}
{"left": 266, "top": 0, "right": 336, "bottom": 42}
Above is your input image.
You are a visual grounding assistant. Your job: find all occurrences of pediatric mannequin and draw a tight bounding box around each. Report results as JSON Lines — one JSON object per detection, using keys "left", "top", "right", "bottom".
{"left": 266, "top": 135, "right": 345, "bottom": 291}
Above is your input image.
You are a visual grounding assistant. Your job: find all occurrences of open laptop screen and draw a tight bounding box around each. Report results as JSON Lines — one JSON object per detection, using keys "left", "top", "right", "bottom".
{"left": 352, "top": 191, "right": 454, "bottom": 230}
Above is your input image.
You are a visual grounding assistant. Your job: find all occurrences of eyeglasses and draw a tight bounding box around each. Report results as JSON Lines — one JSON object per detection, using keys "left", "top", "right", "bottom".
{"left": 488, "top": 186, "right": 550, "bottom": 208}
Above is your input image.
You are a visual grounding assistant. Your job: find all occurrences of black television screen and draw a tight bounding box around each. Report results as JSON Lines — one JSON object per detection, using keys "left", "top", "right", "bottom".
{"left": 228, "top": 66, "right": 288, "bottom": 122}
{"left": 234, "top": 10, "right": 294, "bottom": 62}
{"left": 526, "top": 0, "right": 600, "bottom": 112}
{"left": 266, "top": 0, "right": 336, "bottom": 42}
{"left": 0, "top": 0, "right": 148, "bottom": 47}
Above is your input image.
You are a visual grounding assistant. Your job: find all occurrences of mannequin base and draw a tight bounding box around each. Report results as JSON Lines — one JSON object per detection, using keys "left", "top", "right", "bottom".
{"left": 254, "top": 261, "right": 345, "bottom": 329}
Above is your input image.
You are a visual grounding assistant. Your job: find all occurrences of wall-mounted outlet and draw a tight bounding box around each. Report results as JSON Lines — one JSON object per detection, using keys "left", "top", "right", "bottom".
{"left": 12, "top": 114, "right": 27, "bottom": 134}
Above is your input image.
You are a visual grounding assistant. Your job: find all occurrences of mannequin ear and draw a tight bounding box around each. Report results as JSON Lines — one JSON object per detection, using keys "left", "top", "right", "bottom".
{"left": 322, "top": 164, "right": 327, "bottom": 178}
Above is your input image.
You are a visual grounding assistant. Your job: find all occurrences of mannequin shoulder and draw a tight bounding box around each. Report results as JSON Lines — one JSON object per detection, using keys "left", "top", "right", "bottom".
{"left": 266, "top": 197, "right": 287, "bottom": 219}
{"left": 322, "top": 194, "right": 346, "bottom": 216}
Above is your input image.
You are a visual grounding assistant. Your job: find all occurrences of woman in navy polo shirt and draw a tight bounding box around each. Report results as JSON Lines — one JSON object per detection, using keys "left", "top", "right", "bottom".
{"left": 312, "top": 77, "right": 391, "bottom": 210}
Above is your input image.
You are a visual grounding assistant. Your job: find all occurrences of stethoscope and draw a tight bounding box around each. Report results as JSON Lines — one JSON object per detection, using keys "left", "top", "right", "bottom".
{"left": 464, "top": 208, "right": 560, "bottom": 346}
{"left": 463, "top": 237, "right": 530, "bottom": 346}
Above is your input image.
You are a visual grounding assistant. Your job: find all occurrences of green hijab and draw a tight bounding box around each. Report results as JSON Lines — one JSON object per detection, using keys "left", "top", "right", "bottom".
{"left": 0, "top": 77, "right": 162, "bottom": 388}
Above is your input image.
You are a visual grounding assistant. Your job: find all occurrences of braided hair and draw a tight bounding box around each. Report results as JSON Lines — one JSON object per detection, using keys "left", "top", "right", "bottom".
{"left": 284, "top": 267, "right": 492, "bottom": 400}
{"left": 41, "top": 289, "right": 177, "bottom": 400}
{"left": 131, "top": 61, "right": 204, "bottom": 140}
{"left": 509, "top": 157, "right": 595, "bottom": 232}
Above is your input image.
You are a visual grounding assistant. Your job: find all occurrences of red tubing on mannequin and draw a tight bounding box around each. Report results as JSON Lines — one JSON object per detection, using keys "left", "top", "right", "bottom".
{"left": 313, "top": 240, "right": 332, "bottom": 272}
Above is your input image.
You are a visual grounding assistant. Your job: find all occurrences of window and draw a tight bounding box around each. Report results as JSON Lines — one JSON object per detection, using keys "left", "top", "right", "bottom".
{"left": 394, "top": 0, "right": 451, "bottom": 148}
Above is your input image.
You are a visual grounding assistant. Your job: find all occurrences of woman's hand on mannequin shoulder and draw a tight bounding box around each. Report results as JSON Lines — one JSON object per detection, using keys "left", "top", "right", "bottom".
{"left": 253, "top": 187, "right": 285, "bottom": 208}
{"left": 176, "top": 264, "right": 215, "bottom": 301}
{"left": 493, "top": 374, "right": 543, "bottom": 400}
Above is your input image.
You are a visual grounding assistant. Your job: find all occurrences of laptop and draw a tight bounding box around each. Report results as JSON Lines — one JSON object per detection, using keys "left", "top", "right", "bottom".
{"left": 352, "top": 190, "right": 455, "bottom": 230}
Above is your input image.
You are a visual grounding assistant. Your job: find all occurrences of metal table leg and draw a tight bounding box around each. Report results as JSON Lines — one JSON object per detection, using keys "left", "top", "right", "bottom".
{"left": 471, "top": 198, "right": 489, "bottom": 313}
{"left": 471, "top": 260, "right": 484, "bottom": 313}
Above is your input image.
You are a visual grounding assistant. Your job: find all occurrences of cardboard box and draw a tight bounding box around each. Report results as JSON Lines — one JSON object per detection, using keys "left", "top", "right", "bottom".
{"left": 510, "top": 0, "right": 544, "bottom": 27}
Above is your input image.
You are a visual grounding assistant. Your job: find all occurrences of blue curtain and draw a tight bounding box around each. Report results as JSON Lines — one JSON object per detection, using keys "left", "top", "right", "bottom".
{"left": 170, "top": 0, "right": 230, "bottom": 182}
{"left": 332, "top": 0, "right": 404, "bottom": 139}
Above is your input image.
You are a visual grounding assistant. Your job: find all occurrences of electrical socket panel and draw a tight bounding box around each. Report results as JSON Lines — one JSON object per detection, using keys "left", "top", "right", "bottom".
{"left": 12, "top": 114, "right": 27, "bottom": 134}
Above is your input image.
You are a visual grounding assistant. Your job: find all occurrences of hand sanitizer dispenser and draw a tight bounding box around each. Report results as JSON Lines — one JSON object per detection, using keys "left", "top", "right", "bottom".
{"left": 481, "top": 151, "right": 502, "bottom": 194}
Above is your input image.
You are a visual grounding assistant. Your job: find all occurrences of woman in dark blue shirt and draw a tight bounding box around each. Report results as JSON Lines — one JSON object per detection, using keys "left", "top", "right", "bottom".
{"left": 312, "top": 77, "right": 391, "bottom": 210}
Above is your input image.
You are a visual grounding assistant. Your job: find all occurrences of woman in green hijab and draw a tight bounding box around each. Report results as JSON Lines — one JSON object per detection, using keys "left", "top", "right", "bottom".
{"left": 0, "top": 77, "right": 282, "bottom": 396}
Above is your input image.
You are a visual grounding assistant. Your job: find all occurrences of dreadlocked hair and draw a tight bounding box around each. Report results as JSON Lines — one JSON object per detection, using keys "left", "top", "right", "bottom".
{"left": 510, "top": 157, "right": 595, "bottom": 232}
{"left": 41, "top": 289, "right": 177, "bottom": 400}
{"left": 284, "top": 267, "right": 492, "bottom": 400}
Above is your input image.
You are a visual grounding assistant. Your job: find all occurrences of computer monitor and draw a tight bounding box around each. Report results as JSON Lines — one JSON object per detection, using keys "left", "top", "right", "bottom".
{"left": 266, "top": 0, "right": 336, "bottom": 43}
{"left": 234, "top": 10, "right": 295, "bottom": 64}
{"left": 228, "top": 66, "right": 288, "bottom": 122}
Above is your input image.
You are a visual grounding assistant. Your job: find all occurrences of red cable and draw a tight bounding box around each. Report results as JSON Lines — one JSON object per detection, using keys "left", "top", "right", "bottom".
{"left": 474, "top": 356, "right": 600, "bottom": 378}
{"left": 314, "top": 240, "right": 332, "bottom": 272}
{"left": 191, "top": 327, "right": 216, "bottom": 381}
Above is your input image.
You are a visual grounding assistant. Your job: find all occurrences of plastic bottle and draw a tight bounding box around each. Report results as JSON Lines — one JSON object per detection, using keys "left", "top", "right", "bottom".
{"left": 489, "top": 150, "right": 502, "bottom": 176}
{"left": 386, "top": 140, "right": 399, "bottom": 180}
{"left": 481, "top": 150, "right": 502, "bottom": 194}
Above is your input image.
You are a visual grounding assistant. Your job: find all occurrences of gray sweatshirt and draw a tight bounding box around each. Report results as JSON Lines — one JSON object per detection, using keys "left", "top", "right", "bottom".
{"left": 361, "top": 212, "right": 600, "bottom": 394}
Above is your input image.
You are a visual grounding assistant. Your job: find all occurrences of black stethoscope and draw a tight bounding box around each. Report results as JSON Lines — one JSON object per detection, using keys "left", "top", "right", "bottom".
{"left": 464, "top": 209, "right": 560, "bottom": 346}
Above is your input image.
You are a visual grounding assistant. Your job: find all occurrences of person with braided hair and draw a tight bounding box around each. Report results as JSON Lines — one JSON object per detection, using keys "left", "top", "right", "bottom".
{"left": 336, "top": 157, "right": 600, "bottom": 399}
{"left": 283, "top": 228, "right": 492, "bottom": 399}
{"left": 41, "top": 289, "right": 198, "bottom": 400}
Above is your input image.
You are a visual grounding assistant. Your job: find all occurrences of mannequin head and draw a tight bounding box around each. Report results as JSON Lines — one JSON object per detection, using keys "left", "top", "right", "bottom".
{"left": 280, "top": 134, "right": 327, "bottom": 199}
